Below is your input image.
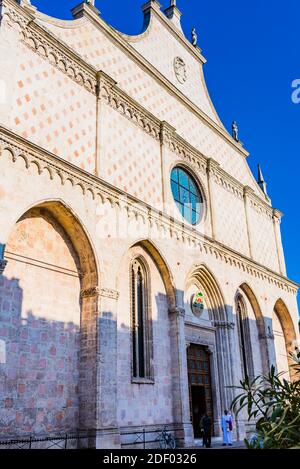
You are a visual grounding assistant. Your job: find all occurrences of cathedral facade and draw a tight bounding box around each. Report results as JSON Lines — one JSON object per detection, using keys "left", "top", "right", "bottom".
{"left": 0, "top": 0, "right": 298, "bottom": 448}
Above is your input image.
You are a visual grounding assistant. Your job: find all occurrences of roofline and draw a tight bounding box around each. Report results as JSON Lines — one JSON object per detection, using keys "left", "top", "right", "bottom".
{"left": 30, "top": 0, "right": 250, "bottom": 158}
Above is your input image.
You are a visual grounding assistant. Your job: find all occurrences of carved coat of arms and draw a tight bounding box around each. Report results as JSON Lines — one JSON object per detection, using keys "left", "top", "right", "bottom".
{"left": 173, "top": 57, "right": 187, "bottom": 84}
{"left": 174, "top": 57, "right": 187, "bottom": 83}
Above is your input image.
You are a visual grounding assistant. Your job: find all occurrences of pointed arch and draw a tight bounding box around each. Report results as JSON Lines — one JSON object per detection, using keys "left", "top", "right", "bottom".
{"left": 238, "top": 283, "right": 269, "bottom": 374}
{"left": 239, "top": 283, "right": 265, "bottom": 335}
{"left": 273, "top": 299, "right": 297, "bottom": 380}
{"left": 131, "top": 239, "right": 176, "bottom": 309}
{"left": 186, "top": 263, "right": 227, "bottom": 322}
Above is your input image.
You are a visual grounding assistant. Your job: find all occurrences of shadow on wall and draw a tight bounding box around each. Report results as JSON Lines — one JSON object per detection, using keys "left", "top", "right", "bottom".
{"left": 0, "top": 274, "right": 80, "bottom": 438}
{"left": 116, "top": 291, "right": 174, "bottom": 429}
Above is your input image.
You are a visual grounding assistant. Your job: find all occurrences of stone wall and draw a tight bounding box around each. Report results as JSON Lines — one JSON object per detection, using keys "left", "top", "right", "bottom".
{"left": 0, "top": 0, "right": 298, "bottom": 448}
{"left": 0, "top": 1, "right": 286, "bottom": 271}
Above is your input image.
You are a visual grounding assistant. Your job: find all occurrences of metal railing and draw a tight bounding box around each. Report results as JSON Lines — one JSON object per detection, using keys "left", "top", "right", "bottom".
{"left": 0, "top": 431, "right": 94, "bottom": 449}
{"left": 121, "top": 427, "right": 176, "bottom": 449}
{"left": 0, "top": 426, "right": 177, "bottom": 450}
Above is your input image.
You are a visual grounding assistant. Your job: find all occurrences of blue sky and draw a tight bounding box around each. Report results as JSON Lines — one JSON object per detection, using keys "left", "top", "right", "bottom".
{"left": 32, "top": 0, "right": 299, "bottom": 309}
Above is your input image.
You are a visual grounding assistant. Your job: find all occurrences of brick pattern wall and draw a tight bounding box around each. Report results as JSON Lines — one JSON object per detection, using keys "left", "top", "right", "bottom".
{"left": 213, "top": 182, "right": 249, "bottom": 256}
{"left": 101, "top": 103, "right": 163, "bottom": 206}
{"left": 10, "top": 42, "right": 96, "bottom": 173}
{"left": 42, "top": 18, "right": 262, "bottom": 195}
{"left": 248, "top": 206, "right": 278, "bottom": 271}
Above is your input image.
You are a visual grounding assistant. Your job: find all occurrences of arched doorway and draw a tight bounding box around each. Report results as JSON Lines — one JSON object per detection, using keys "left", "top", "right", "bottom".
{"left": 0, "top": 201, "right": 98, "bottom": 437}
{"left": 184, "top": 265, "right": 232, "bottom": 438}
{"left": 273, "top": 299, "right": 297, "bottom": 381}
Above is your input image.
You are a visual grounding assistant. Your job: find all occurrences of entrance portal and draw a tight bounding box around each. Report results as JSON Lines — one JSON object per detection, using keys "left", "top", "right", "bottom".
{"left": 187, "top": 344, "right": 214, "bottom": 438}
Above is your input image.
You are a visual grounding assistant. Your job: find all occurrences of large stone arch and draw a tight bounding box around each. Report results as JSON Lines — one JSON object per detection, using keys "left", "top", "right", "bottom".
{"left": 238, "top": 283, "right": 269, "bottom": 375}
{"left": 0, "top": 200, "right": 99, "bottom": 438}
{"left": 273, "top": 299, "right": 297, "bottom": 381}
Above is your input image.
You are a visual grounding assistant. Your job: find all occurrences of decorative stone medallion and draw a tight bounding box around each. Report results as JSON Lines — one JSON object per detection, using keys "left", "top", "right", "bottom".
{"left": 191, "top": 291, "right": 205, "bottom": 317}
{"left": 173, "top": 57, "right": 187, "bottom": 84}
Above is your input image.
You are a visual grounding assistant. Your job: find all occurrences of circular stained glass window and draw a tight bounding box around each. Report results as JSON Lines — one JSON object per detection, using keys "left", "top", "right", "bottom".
{"left": 170, "top": 167, "right": 203, "bottom": 225}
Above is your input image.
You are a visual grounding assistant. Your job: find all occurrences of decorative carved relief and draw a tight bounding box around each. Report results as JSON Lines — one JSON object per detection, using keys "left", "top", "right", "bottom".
{"left": 173, "top": 57, "right": 187, "bottom": 84}
{"left": 213, "top": 320, "right": 235, "bottom": 330}
{"left": 80, "top": 287, "right": 100, "bottom": 298}
{"left": 3, "top": 4, "right": 96, "bottom": 94}
{"left": 98, "top": 73, "right": 160, "bottom": 141}
{"left": 99, "top": 288, "right": 120, "bottom": 300}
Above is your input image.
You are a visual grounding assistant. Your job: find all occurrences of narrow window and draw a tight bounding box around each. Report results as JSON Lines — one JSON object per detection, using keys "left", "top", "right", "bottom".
{"left": 131, "top": 258, "right": 152, "bottom": 380}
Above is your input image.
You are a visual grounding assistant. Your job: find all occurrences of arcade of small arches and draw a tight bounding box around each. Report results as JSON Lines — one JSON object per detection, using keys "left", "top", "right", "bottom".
{"left": 0, "top": 200, "right": 297, "bottom": 445}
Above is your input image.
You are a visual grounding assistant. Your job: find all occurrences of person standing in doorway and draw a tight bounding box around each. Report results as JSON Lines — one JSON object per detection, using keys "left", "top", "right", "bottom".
{"left": 221, "top": 410, "right": 233, "bottom": 446}
{"left": 200, "top": 413, "right": 212, "bottom": 448}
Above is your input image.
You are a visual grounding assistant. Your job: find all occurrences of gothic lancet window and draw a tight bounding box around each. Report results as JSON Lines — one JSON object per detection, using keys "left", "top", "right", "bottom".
{"left": 236, "top": 295, "right": 254, "bottom": 381}
{"left": 131, "top": 258, "right": 153, "bottom": 380}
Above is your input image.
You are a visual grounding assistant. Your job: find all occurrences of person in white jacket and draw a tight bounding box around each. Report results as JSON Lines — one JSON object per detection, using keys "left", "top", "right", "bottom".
{"left": 221, "top": 410, "right": 233, "bottom": 446}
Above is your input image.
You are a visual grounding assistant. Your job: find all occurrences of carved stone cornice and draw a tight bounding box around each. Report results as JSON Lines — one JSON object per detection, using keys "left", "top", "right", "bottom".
{"left": 80, "top": 286, "right": 100, "bottom": 298}
{"left": 96, "top": 70, "right": 117, "bottom": 97}
{"left": 80, "top": 286, "right": 119, "bottom": 300}
{"left": 0, "top": 126, "right": 298, "bottom": 296}
{"left": 207, "top": 158, "right": 244, "bottom": 199}
{"left": 98, "top": 71, "right": 161, "bottom": 141}
{"left": 207, "top": 158, "right": 220, "bottom": 174}
{"left": 3, "top": 0, "right": 97, "bottom": 93}
{"left": 160, "top": 121, "right": 176, "bottom": 146}
{"left": 169, "top": 307, "right": 185, "bottom": 318}
{"left": 212, "top": 320, "right": 235, "bottom": 330}
{"left": 168, "top": 133, "right": 207, "bottom": 176}
{"left": 244, "top": 186, "right": 273, "bottom": 220}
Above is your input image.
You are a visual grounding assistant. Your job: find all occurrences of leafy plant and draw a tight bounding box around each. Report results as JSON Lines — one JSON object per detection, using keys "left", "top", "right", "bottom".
{"left": 231, "top": 348, "right": 300, "bottom": 449}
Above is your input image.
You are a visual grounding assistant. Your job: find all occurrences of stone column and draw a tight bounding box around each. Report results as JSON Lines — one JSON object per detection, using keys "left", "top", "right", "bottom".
{"left": 206, "top": 159, "right": 220, "bottom": 240}
{"left": 160, "top": 122, "right": 176, "bottom": 212}
{"left": 96, "top": 288, "right": 121, "bottom": 448}
{"left": 79, "top": 286, "right": 121, "bottom": 449}
{"left": 79, "top": 287, "right": 99, "bottom": 439}
{"left": 168, "top": 307, "right": 194, "bottom": 447}
{"left": 212, "top": 320, "right": 235, "bottom": 411}
{"left": 95, "top": 71, "right": 117, "bottom": 177}
{"left": 243, "top": 187, "right": 254, "bottom": 259}
{"left": 273, "top": 209, "right": 286, "bottom": 276}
